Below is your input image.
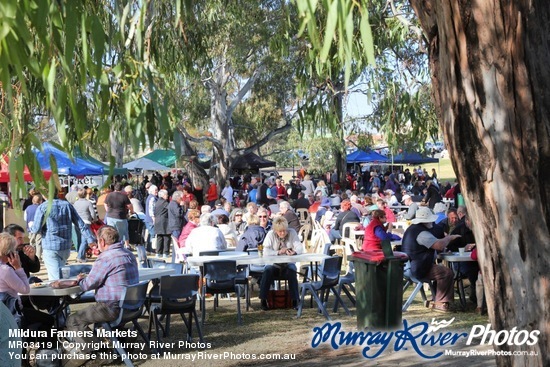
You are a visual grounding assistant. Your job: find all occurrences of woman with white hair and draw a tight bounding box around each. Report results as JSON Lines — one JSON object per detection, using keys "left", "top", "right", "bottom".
{"left": 184, "top": 214, "right": 227, "bottom": 256}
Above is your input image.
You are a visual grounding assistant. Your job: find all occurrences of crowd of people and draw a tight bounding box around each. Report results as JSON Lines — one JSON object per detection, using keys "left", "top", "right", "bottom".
{"left": 0, "top": 164, "right": 482, "bottom": 365}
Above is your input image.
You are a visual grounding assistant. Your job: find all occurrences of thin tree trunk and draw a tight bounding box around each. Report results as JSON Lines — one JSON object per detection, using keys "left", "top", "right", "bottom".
{"left": 334, "top": 82, "right": 347, "bottom": 188}
{"left": 332, "top": 147, "right": 346, "bottom": 189}
{"left": 411, "top": 1, "right": 550, "bottom": 365}
{"left": 109, "top": 129, "right": 124, "bottom": 168}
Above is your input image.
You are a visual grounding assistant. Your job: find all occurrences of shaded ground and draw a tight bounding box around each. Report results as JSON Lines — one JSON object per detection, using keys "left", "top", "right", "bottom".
{"left": 31, "top": 252, "right": 497, "bottom": 367}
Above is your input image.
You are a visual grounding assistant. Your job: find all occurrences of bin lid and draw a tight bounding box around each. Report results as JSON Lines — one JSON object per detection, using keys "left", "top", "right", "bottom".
{"left": 349, "top": 250, "right": 409, "bottom": 265}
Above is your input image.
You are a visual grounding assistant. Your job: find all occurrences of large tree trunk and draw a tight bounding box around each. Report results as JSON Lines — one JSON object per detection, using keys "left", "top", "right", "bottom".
{"left": 209, "top": 78, "right": 232, "bottom": 188}
{"left": 176, "top": 131, "right": 210, "bottom": 195}
{"left": 410, "top": 1, "right": 550, "bottom": 365}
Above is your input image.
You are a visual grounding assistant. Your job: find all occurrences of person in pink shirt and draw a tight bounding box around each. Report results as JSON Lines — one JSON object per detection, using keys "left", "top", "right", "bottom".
{"left": 376, "top": 198, "right": 396, "bottom": 223}
{"left": 176, "top": 209, "right": 201, "bottom": 262}
{"left": 0, "top": 233, "right": 53, "bottom": 333}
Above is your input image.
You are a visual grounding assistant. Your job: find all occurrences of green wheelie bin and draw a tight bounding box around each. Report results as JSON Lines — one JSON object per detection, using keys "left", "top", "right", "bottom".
{"left": 349, "top": 240, "right": 408, "bottom": 329}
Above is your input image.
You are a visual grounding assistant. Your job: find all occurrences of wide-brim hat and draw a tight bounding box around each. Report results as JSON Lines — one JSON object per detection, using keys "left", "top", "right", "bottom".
{"left": 411, "top": 207, "right": 439, "bottom": 224}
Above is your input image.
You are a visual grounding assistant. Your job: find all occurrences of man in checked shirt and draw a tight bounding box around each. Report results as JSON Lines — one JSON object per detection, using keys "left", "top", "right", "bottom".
{"left": 52, "top": 225, "right": 139, "bottom": 356}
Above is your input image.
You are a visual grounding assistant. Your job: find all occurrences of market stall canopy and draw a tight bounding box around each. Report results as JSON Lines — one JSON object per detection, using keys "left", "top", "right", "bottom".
{"left": 346, "top": 149, "right": 390, "bottom": 163}
{"left": 34, "top": 143, "right": 104, "bottom": 176}
{"left": 74, "top": 148, "right": 128, "bottom": 175}
{"left": 391, "top": 151, "right": 439, "bottom": 165}
{"left": 123, "top": 157, "right": 169, "bottom": 171}
{"left": 142, "top": 149, "right": 177, "bottom": 167}
{"left": 231, "top": 152, "right": 276, "bottom": 170}
{"left": 0, "top": 155, "right": 52, "bottom": 183}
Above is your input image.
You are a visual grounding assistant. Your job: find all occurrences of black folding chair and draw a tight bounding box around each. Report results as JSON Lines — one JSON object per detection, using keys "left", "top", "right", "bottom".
{"left": 297, "top": 256, "right": 350, "bottom": 320}
{"left": 202, "top": 260, "right": 244, "bottom": 325}
{"left": 146, "top": 261, "right": 184, "bottom": 314}
{"left": 333, "top": 261, "right": 356, "bottom": 312}
{"left": 98, "top": 281, "right": 151, "bottom": 367}
{"left": 148, "top": 274, "right": 204, "bottom": 346}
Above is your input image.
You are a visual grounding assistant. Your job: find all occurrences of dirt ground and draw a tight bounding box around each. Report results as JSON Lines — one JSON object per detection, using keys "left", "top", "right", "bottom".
{"left": 28, "top": 252, "right": 499, "bottom": 367}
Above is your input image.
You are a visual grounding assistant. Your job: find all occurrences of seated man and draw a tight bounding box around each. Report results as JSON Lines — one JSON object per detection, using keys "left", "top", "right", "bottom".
{"left": 401, "top": 194, "right": 419, "bottom": 221}
{"left": 402, "top": 207, "right": 461, "bottom": 313}
{"left": 437, "top": 208, "right": 459, "bottom": 234}
{"left": 447, "top": 214, "right": 479, "bottom": 303}
{"left": 278, "top": 201, "right": 301, "bottom": 234}
{"left": 51, "top": 226, "right": 139, "bottom": 358}
{"left": 292, "top": 192, "right": 310, "bottom": 210}
{"left": 259, "top": 217, "right": 303, "bottom": 311}
{"left": 236, "top": 214, "right": 266, "bottom": 252}
{"left": 3, "top": 224, "right": 40, "bottom": 278}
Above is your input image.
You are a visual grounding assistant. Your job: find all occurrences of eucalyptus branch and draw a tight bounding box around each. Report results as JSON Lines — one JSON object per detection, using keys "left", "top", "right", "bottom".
{"left": 386, "top": 0, "right": 423, "bottom": 39}
{"left": 234, "top": 118, "right": 293, "bottom": 157}
{"left": 227, "top": 64, "right": 266, "bottom": 117}
{"left": 176, "top": 124, "right": 223, "bottom": 151}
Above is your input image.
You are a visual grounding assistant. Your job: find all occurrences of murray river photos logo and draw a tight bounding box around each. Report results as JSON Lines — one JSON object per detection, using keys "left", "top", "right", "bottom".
{"left": 310, "top": 319, "right": 540, "bottom": 359}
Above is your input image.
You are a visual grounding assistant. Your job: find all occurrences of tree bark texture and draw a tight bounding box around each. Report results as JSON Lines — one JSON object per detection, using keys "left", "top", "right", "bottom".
{"left": 410, "top": 1, "right": 550, "bottom": 365}
{"left": 109, "top": 128, "right": 124, "bottom": 168}
{"left": 177, "top": 130, "right": 210, "bottom": 196}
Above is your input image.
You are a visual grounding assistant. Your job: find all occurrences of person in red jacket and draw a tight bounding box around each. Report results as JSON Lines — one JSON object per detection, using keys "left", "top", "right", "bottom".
{"left": 362, "top": 209, "right": 402, "bottom": 251}
{"left": 206, "top": 178, "right": 218, "bottom": 208}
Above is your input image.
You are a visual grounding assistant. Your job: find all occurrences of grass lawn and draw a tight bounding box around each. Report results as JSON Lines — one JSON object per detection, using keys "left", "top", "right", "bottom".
{"left": 403, "top": 157, "right": 457, "bottom": 183}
